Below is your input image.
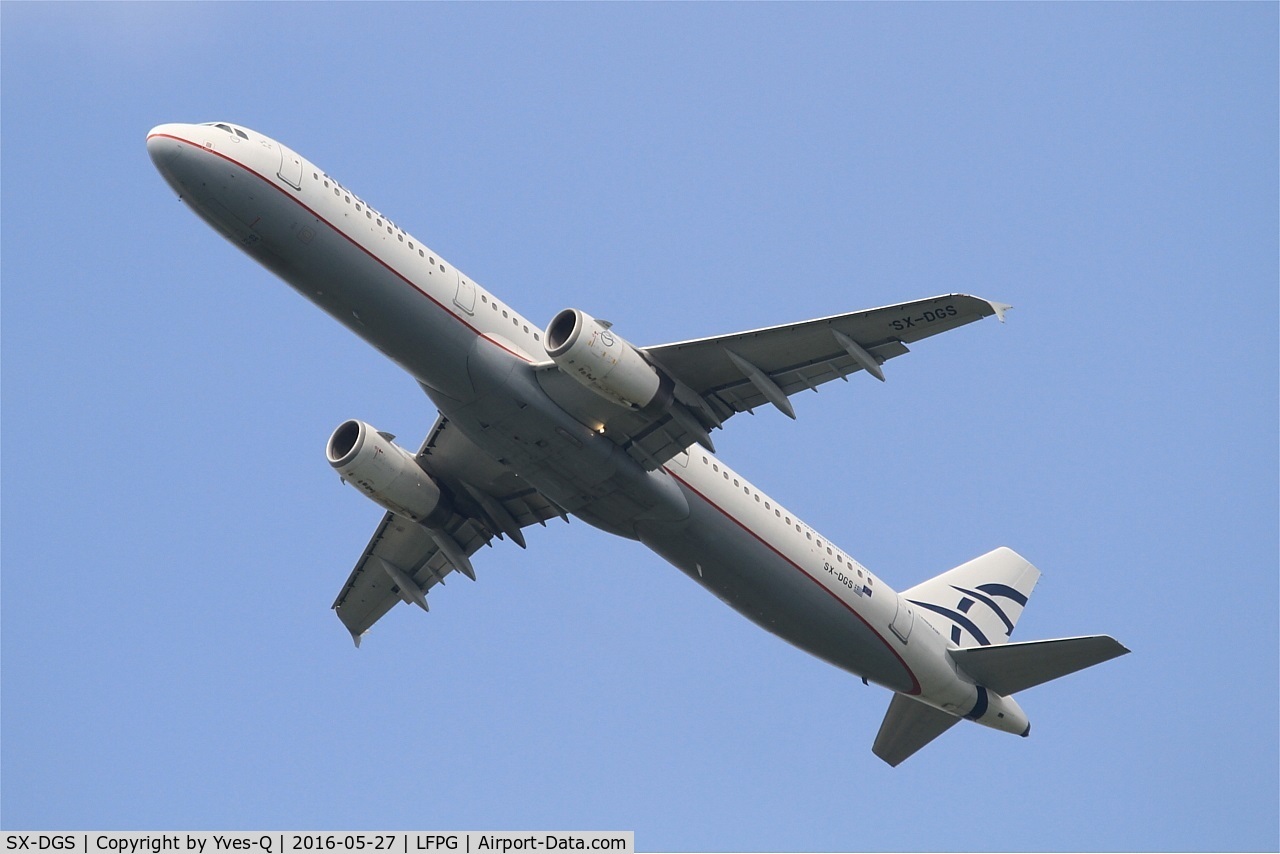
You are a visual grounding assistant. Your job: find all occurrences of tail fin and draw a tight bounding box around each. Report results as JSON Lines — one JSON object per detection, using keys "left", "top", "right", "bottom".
{"left": 873, "top": 549, "right": 1128, "bottom": 766}
{"left": 949, "top": 635, "right": 1130, "bottom": 696}
{"left": 901, "top": 546, "right": 1039, "bottom": 647}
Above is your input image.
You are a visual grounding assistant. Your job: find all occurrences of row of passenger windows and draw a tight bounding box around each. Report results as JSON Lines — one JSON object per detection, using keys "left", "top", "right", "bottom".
{"left": 698, "top": 454, "right": 869, "bottom": 581}
{"left": 310, "top": 171, "right": 543, "bottom": 345}
{"left": 315, "top": 171, "right": 447, "bottom": 270}
{"left": 478, "top": 294, "right": 540, "bottom": 341}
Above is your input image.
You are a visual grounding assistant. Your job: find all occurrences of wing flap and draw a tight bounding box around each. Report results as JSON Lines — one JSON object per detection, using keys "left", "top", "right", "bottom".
{"left": 646, "top": 294, "right": 999, "bottom": 409}
{"left": 331, "top": 511, "right": 493, "bottom": 643}
{"left": 331, "top": 413, "right": 568, "bottom": 644}
{"left": 534, "top": 294, "right": 1005, "bottom": 471}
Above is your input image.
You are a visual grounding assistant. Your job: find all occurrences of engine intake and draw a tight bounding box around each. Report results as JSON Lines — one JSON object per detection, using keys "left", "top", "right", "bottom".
{"left": 545, "top": 308, "right": 671, "bottom": 411}
{"left": 326, "top": 420, "right": 449, "bottom": 524}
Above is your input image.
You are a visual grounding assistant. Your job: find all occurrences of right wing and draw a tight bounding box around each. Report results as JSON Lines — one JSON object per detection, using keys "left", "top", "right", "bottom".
{"left": 331, "top": 415, "right": 567, "bottom": 645}
{"left": 535, "top": 294, "right": 1009, "bottom": 471}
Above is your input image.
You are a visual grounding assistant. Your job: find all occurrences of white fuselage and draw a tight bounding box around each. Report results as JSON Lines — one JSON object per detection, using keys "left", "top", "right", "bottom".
{"left": 146, "top": 121, "right": 1028, "bottom": 733}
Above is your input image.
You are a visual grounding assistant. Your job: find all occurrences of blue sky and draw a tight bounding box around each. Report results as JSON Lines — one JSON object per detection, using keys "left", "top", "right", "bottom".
{"left": 3, "top": 3, "right": 1276, "bottom": 851}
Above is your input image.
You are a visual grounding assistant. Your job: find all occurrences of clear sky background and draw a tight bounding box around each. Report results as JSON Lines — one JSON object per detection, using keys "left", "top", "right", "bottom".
{"left": 3, "top": 4, "right": 1276, "bottom": 851}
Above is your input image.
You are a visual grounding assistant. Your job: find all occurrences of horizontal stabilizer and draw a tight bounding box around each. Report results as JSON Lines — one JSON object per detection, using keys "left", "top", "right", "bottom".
{"left": 949, "top": 635, "right": 1130, "bottom": 696}
{"left": 872, "top": 693, "right": 961, "bottom": 767}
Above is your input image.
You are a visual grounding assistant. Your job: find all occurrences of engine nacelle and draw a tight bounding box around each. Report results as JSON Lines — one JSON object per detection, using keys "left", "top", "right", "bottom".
{"left": 544, "top": 308, "right": 671, "bottom": 410}
{"left": 326, "top": 419, "right": 449, "bottom": 524}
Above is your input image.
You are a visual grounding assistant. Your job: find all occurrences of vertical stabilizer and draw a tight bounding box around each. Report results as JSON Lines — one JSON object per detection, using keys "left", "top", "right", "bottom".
{"left": 901, "top": 547, "right": 1040, "bottom": 647}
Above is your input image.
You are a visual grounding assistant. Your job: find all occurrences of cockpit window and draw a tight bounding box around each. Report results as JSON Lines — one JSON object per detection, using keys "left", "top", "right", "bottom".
{"left": 208, "top": 123, "right": 248, "bottom": 140}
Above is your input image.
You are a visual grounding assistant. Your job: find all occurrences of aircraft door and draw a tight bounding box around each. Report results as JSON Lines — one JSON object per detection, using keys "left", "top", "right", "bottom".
{"left": 453, "top": 273, "right": 476, "bottom": 315}
{"left": 277, "top": 144, "right": 303, "bottom": 190}
{"left": 890, "top": 595, "right": 914, "bottom": 643}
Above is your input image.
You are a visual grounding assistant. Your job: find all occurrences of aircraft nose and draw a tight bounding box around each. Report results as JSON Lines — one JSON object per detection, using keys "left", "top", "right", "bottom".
{"left": 146, "top": 123, "right": 186, "bottom": 167}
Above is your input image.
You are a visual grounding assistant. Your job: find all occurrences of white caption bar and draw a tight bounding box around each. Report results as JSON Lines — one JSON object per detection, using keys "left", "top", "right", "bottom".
{"left": 1, "top": 834, "right": 634, "bottom": 854}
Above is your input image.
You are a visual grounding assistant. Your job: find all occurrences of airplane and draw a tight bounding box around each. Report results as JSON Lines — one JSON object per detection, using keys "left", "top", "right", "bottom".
{"left": 147, "top": 120, "right": 1128, "bottom": 765}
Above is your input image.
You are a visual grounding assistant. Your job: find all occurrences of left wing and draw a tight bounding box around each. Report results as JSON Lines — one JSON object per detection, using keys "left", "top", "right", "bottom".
{"left": 535, "top": 294, "right": 1009, "bottom": 470}
{"left": 332, "top": 415, "right": 567, "bottom": 645}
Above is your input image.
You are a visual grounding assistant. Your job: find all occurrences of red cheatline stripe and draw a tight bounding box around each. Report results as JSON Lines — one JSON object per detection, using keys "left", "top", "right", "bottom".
{"left": 663, "top": 466, "right": 922, "bottom": 695}
{"left": 149, "top": 132, "right": 532, "bottom": 363}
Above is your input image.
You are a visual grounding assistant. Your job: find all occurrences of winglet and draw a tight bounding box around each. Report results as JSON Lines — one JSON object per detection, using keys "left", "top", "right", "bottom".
{"left": 988, "top": 301, "right": 1013, "bottom": 323}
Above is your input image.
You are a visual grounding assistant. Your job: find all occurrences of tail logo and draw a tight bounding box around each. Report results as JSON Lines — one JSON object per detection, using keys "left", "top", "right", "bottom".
{"left": 910, "top": 583, "right": 1029, "bottom": 646}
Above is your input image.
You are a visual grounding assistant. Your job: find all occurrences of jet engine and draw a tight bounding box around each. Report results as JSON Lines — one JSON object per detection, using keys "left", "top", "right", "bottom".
{"left": 326, "top": 419, "right": 449, "bottom": 524}
{"left": 544, "top": 308, "right": 672, "bottom": 411}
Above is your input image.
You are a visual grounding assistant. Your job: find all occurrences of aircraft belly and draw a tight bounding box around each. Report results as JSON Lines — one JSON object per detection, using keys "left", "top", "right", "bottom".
{"left": 424, "top": 340, "right": 691, "bottom": 540}
{"left": 635, "top": 499, "right": 915, "bottom": 693}
{"left": 250, "top": 198, "right": 476, "bottom": 401}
